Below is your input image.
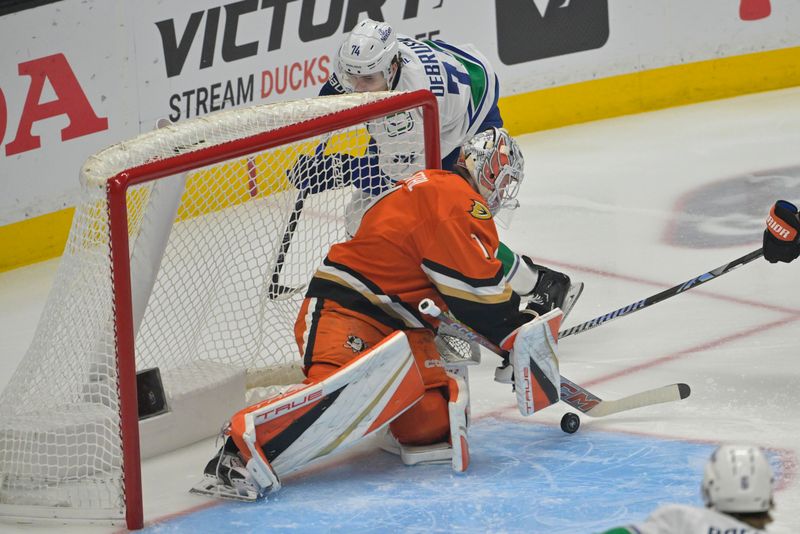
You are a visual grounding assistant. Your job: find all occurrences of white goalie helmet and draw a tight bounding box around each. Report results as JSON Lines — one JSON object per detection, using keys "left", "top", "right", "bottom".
{"left": 458, "top": 127, "right": 525, "bottom": 214}
{"left": 702, "top": 444, "right": 774, "bottom": 513}
{"left": 336, "top": 19, "right": 400, "bottom": 93}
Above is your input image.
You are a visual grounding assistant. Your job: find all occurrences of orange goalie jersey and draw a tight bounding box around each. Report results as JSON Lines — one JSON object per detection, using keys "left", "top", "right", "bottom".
{"left": 305, "top": 169, "right": 528, "bottom": 346}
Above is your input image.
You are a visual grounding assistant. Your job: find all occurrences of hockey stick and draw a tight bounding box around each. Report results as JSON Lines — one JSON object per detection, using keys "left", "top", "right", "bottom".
{"left": 559, "top": 247, "right": 764, "bottom": 339}
{"left": 418, "top": 299, "right": 690, "bottom": 418}
{"left": 267, "top": 134, "right": 333, "bottom": 300}
{"left": 559, "top": 377, "right": 689, "bottom": 417}
{"left": 267, "top": 189, "right": 311, "bottom": 300}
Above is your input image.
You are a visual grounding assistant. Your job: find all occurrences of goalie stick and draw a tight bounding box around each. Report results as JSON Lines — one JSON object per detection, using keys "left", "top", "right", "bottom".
{"left": 418, "top": 299, "right": 690, "bottom": 418}
{"left": 559, "top": 247, "right": 764, "bottom": 339}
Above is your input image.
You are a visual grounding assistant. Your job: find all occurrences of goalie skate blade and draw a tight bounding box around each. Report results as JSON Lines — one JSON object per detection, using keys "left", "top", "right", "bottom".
{"left": 560, "top": 281, "right": 584, "bottom": 320}
{"left": 189, "top": 477, "right": 265, "bottom": 503}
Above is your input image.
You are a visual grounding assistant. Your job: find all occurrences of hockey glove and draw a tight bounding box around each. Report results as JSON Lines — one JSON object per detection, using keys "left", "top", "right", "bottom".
{"left": 764, "top": 200, "right": 800, "bottom": 264}
{"left": 522, "top": 256, "right": 584, "bottom": 319}
{"left": 349, "top": 155, "right": 390, "bottom": 195}
{"left": 287, "top": 153, "right": 389, "bottom": 195}
{"left": 287, "top": 153, "right": 350, "bottom": 194}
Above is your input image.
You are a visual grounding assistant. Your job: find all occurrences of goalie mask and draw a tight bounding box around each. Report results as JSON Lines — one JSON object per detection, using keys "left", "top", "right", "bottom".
{"left": 702, "top": 444, "right": 774, "bottom": 513}
{"left": 336, "top": 19, "right": 400, "bottom": 93}
{"left": 458, "top": 128, "right": 525, "bottom": 215}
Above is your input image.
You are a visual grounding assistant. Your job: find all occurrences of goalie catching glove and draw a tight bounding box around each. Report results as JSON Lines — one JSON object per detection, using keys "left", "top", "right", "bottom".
{"left": 521, "top": 256, "right": 584, "bottom": 319}
{"left": 499, "top": 308, "right": 563, "bottom": 416}
{"left": 764, "top": 200, "right": 800, "bottom": 264}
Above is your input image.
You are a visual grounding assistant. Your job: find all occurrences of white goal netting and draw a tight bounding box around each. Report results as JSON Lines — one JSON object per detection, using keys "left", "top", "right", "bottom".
{"left": 0, "top": 91, "right": 433, "bottom": 525}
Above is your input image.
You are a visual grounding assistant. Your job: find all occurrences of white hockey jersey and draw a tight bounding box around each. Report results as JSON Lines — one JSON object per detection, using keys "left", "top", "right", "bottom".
{"left": 323, "top": 35, "right": 499, "bottom": 182}
{"left": 392, "top": 36, "right": 498, "bottom": 159}
{"left": 613, "top": 504, "right": 766, "bottom": 533}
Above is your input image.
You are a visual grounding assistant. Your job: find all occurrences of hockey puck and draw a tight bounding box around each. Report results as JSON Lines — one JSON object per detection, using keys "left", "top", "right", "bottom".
{"left": 560, "top": 412, "right": 580, "bottom": 434}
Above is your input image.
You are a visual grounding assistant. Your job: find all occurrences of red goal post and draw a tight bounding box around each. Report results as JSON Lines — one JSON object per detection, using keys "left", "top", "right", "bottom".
{"left": 0, "top": 90, "right": 439, "bottom": 530}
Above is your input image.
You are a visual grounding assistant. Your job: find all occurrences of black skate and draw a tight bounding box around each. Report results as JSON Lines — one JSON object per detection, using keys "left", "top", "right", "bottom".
{"left": 524, "top": 260, "right": 584, "bottom": 319}
{"left": 190, "top": 439, "right": 268, "bottom": 502}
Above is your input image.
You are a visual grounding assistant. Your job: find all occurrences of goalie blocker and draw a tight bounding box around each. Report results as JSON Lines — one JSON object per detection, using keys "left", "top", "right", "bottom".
{"left": 500, "top": 308, "right": 563, "bottom": 416}
{"left": 192, "top": 331, "right": 471, "bottom": 501}
{"left": 418, "top": 298, "right": 562, "bottom": 418}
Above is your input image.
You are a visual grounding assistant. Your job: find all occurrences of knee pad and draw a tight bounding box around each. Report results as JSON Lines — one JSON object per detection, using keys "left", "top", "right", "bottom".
{"left": 228, "top": 331, "right": 424, "bottom": 484}
{"left": 383, "top": 373, "right": 470, "bottom": 472}
{"left": 390, "top": 388, "right": 449, "bottom": 446}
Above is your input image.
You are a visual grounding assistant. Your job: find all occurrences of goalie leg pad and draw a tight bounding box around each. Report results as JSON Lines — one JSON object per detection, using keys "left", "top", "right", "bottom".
{"left": 241, "top": 418, "right": 282, "bottom": 494}
{"left": 447, "top": 373, "right": 470, "bottom": 472}
{"left": 381, "top": 373, "right": 470, "bottom": 472}
{"left": 507, "top": 309, "right": 562, "bottom": 416}
{"left": 226, "top": 331, "right": 424, "bottom": 486}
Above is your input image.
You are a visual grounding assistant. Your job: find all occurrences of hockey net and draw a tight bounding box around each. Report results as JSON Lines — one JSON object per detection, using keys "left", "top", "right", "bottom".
{"left": 0, "top": 91, "right": 439, "bottom": 529}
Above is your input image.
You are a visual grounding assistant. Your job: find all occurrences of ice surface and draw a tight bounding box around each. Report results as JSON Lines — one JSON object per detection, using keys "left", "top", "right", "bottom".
{"left": 2, "top": 87, "right": 799, "bottom": 533}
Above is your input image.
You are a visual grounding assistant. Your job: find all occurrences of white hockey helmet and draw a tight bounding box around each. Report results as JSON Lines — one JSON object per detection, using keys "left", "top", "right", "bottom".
{"left": 702, "top": 444, "right": 774, "bottom": 513}
{"left": 458, "top": 127, "right": 525, "bottom": 214}
{"left": 336, "top": 19, "right": 400, "bottom": 92}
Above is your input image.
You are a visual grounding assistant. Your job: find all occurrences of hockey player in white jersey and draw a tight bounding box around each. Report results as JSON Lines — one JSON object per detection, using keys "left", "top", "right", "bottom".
{"left": 602, "top": 444, "right": 775, "bottom": 533}
{"left": 320, "top": 21, "right": 501, "bottom": 173}
{"left": 306, "top": 19, "right": 583, "bottom": 322}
